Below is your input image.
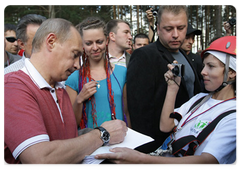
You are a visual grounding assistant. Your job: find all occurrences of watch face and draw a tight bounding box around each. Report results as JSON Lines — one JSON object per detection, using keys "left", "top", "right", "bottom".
{"left": 102, "top": 131, "right": 110, "bottom": 142}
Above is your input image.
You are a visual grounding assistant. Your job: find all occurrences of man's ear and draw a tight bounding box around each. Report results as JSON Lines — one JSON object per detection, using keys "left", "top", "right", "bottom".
{"left": 109, "top": 32, "right": 115, "bottom": 42}
{"left": 46, "top": 33, "right": 57, "bottom": 51}
{"left": 17, "top": 39, "right": 25, "bottom": 50}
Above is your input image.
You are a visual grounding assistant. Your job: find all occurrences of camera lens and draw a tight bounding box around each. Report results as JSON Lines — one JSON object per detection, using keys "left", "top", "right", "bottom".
{"left": 151, "top": 9, "right": 158, "bottom": 16}
{"left": 152, "top": 11, "right": 158, "bottom": 16}
{"left": 228, "top": 18, "right": 236, "bottom": 26}
{"left": 172, "top": 66, "right": 179, "bottom": 77}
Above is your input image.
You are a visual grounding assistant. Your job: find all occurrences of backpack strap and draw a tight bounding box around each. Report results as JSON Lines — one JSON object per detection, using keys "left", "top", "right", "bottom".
{"left": 187, "top": 96, "right": 205, "bottom": 113}
{"left": 170, "top": 96, "right": 206, "bottom": 131}
{"left": 172, "top": 109, "right": 236, "bottom": 157}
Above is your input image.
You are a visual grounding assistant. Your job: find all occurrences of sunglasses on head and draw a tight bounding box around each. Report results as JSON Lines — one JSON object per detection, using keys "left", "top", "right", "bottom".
{"left": 6, "top": 37, "right": 17, "bottom": 43}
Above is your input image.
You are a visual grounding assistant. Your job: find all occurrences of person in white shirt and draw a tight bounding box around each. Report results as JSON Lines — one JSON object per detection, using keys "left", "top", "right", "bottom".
{"left": 95, "top": 36, "right": 236, "bottom": 164}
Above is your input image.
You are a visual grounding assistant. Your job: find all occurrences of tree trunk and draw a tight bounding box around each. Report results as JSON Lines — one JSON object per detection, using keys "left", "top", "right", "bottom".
{"left": 137, "top": 5, "right": 139, "bottom": 34}
{"left": 113, "top": 6, "right": 116, "bottom": 19}
{"left": 49, "top": 5, "right": 55, "bottom": 18}
{"left": 216, "top": 5, "right": 222, "bottom": 37}
{"left": 120, "top": 6, "right": 123, "bottom": 20}
{"left": 130, "top": 5, "right": 132, "bottom": 33}
{"left": 205, "top": 6, "right": 210, "bottom": 48}
{"left": 117, "top": 5, "right": 120, "bottom": 19}
{"left": 140, "top": 6, "right": 143, "bottom": 33}
{"left": 189, "top": 6, "right": 193, "bottom": 25}
{"left": 196, "top": 6, "right": 199, "bottom": 50}
{"left": 225, "top": 6, "right": 229, "bottom": 20}
{"left": 200, "top": 5, "right": 204, "bottom": 50}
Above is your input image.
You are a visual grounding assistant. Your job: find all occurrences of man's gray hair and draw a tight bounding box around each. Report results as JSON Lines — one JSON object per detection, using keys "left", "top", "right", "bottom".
{"left": 32, "top": 18, "right": 74, "bottom": 53}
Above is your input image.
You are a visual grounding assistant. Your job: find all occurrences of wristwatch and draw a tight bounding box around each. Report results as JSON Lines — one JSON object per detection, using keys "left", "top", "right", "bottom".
{"left": 94, "top": 126, "right": 110, "bottom": 146}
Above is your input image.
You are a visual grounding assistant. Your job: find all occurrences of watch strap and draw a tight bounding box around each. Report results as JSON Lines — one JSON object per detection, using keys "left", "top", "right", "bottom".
{"left": 94, "top": 126, "right": 110, "bottom": 146}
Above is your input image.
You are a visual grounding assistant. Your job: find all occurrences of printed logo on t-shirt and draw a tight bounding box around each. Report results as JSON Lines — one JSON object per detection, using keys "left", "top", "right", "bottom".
{"left": 190, "top": 120, "right": 210, "bottom": 135}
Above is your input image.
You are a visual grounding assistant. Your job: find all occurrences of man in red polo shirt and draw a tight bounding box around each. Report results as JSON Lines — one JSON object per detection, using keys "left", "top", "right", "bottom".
{"left": 4, "top": 18, "right": 127, "bottom": 164}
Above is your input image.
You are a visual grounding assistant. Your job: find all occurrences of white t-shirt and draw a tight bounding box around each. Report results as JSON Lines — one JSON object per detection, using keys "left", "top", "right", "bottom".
{"left": 173, "top": 93, "right": 236, "bottom": 164}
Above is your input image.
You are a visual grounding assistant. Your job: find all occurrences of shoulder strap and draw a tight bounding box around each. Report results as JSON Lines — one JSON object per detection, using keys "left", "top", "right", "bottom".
{"left": 170, "top": 95, "right": 206, "bottom": 123}
{"left": 197, "top": 109, "right": 236, "bottom": 144}
{"left": 172, "top": 109, "right": 236, "bottom": 157}
{"left": 187, "top": 96, "right": 205, "bottom": 113}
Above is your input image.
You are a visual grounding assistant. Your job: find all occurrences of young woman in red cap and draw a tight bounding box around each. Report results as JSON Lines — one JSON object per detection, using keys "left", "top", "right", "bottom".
{"left": 95, "top": 36, "right": 236, "bottom": 164}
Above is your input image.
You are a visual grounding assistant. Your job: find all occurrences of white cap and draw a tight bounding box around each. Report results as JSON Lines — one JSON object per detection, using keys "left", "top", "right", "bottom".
{"left": 205, "top": 50, "right": 236, "bottom": 71}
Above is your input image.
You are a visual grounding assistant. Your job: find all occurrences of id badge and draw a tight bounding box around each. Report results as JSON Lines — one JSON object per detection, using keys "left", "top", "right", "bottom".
{"left": 150, "top": 134, "right": 175, "bottom": 156}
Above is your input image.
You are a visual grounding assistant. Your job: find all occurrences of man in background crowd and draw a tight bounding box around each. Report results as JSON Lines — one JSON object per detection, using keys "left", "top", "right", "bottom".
{"left": 133, "top": 33, "right": 150, "bottom": 50}
{"left": 4, "top": 24, "right": 19, "bottom": 55}
{"left": 2, "top": 32, "right": 21, "bottom": 70}
{"left": 127, "top": 5, "right": 202, "bottom": 153}
{"left": 107, "top": 19, "right": 132, "bottom": 67}
{"left": 4, "top": 14, "right": 46, "bottom": 74}
{"left": 180, "top": 23, "right": 203, "bottom": 83}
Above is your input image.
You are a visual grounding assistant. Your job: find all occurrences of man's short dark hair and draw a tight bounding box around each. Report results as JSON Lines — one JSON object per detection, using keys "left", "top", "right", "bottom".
{"left": 16, "top": 14, "right": 46, "bottom": 43}
{"left": 133, "top": 33, "right": 150, "bottom": 44}
{"left": 106, "top": 19, "right": 130, "bottom": 35}
{"left": 4, "top": 23, "right": 16, "bottom": 33}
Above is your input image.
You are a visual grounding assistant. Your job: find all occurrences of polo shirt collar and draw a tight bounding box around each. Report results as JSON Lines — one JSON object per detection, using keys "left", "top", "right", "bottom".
{"left": 109, "top": 52, "right": 126, "bottom": 59}
{"left": 23, "top": 58, "right": 64, "bottom": 90}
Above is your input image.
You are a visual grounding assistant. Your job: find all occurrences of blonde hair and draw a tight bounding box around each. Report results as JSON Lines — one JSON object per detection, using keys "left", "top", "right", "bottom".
{"left": 76, "top": 17, "right": 107, "bottom": 37}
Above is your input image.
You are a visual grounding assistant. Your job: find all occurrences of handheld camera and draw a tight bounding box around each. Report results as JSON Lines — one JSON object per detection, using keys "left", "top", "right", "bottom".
{"left": 171, "top": 63, "right": 185, "bottom": 77}
{"left": 151, "top": 9, "right": 158, "bottom": 16}
{"left": 228, "top": 17, "right": 236, "bottom": 27}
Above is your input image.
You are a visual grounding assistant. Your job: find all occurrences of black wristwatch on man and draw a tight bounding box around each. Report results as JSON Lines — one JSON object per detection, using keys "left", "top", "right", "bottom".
{"left": 94, "top": 126, "right": 110, "bottom": 146}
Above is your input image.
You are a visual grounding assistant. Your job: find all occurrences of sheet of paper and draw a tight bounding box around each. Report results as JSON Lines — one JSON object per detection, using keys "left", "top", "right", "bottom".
{"left": 81, "top": 128, "right": 154, "bottom": 164}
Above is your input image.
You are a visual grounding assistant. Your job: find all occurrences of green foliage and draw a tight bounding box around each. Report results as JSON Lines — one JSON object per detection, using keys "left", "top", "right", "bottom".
{"left": 4, "top": 5, "right": 236, "bottom": 49}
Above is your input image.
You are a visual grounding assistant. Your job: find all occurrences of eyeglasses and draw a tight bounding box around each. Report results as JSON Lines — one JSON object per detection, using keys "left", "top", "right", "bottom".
{"left": 6, "top": 37, "right": 17, "bottom": 43}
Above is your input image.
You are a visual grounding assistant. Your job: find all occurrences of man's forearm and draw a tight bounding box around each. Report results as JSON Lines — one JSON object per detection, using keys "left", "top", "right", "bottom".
{"left": 19, "top": 129, "right": 103, "bottom": 163}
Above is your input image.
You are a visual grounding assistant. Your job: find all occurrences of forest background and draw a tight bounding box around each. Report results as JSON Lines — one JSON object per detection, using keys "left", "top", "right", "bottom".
{"left": 4, "top": 5, "right": 236, "bottom": 52}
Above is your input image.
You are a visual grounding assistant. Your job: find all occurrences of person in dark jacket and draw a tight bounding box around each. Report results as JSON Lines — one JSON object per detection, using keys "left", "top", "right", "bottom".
{"left": 127, "top": 5, "right": 202, "bottom": 153}
{"left": 181, "top": 23, "right": 203, "bottom": 85}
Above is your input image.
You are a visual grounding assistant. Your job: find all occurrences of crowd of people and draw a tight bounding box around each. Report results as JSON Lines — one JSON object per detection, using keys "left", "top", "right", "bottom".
{"left": 4, "top": 5, "right": 236, "bottom": 164}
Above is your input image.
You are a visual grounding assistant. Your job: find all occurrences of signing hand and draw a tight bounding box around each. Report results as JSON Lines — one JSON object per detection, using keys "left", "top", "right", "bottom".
{"left": 101, "top": 120, "right": 128, "bottom": 145}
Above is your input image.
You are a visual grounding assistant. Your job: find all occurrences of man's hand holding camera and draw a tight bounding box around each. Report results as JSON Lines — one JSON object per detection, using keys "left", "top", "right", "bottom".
{"left": 164, "top": 61, "right": 182, "bottom": 90}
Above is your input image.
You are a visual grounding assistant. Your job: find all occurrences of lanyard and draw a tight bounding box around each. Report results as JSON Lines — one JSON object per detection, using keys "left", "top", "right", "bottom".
{"left": 180, "top": 96, "right": 236, "bottom": 128}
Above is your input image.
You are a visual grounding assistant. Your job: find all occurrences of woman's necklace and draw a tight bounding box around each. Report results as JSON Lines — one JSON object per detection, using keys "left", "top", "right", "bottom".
{"left": 96, "top": 81, "right": 100, "bottom": 88}
{"left": 91, "top": 78, "right": 101, "bottom": 89}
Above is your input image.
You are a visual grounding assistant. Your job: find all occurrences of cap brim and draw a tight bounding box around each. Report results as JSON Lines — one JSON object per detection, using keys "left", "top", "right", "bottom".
{"left": 187, "top": 29, "right": 202, "bottom": 35}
